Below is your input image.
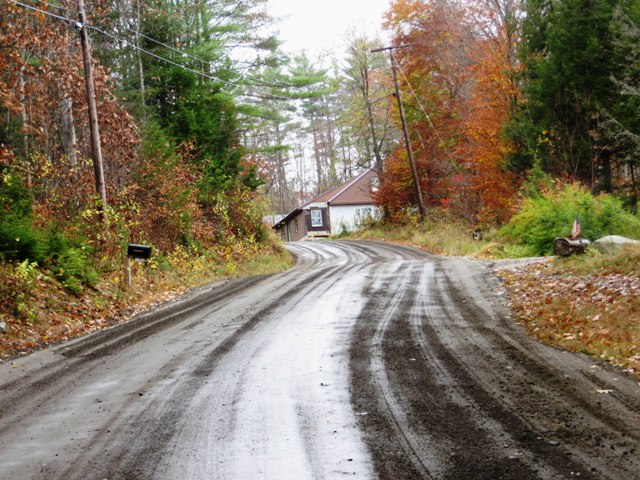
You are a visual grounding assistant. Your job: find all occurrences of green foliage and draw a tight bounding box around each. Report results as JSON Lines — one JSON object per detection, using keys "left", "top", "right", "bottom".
{"left": 0, "top": 168, "right": 99, "bottom": 291}
{"left": 500, "top": 183, "right": 640, "bottom": 255}
{"left": 50, "top": 247, "right": 99, "bottom": 294}
{"left": 0, "top": 169, "right": 45, "bottom": 262}
{"left": 0, "top": 217, "right": 46, "bottom": 262}
{"left": 509, "top": 0, "right": 640, "bottom": 203}
{"left": 512, "top": 0, "right": 621, "bottom": 183}
{"left": 0, "top": 168, "right": 32, "bottom": 219}
{"left": 520, "top": 159, "right": 555, "bottom": 199}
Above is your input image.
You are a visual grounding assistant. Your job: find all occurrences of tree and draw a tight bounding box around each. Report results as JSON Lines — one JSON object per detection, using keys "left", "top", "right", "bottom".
{"left": 380, "top": 0, "right": 473, "bottom": 215}
{"left": 341, "top": 35, "right": 396, "bottom": 174}
{"left": 458, "top": 0, "right": 522, "bottom": 223}
{"left": 510, "top": 0, "right": 619, "bottom": 188}
{"left": 375, "top": 0, "right": 523, "bottom": 223}
{"left": 601, "top": 5, "right": 640, "bottom": 204}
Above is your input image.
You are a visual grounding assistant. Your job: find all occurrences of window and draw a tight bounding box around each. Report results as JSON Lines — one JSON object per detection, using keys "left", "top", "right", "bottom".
{"left": 355, "top": 207, "right": 373, "bottom": 226}
{"left": 294, "top": 218, "right": 299, "bottom": 233}
{"left": 370, "top": 176, "right": 380, "bottom": 192}
{"left": 310, "top": 209, "right": 323, "bottom": 227}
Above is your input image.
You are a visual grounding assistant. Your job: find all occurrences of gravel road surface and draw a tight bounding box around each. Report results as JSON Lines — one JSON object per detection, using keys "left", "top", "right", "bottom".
{"left": 0, "top": 240, "right": 638, "bottom": 479}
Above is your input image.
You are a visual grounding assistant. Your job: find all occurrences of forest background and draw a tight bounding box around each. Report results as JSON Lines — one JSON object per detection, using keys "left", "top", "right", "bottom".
{"left": 1, "top": 0, "right": 639, "bottom": 359}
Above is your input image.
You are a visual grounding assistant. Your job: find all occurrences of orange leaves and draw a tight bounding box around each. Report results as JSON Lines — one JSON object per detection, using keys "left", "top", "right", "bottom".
{"left": 500, "top": 261, "right": 640, "bottom": 377}
{"left": 378, "top": 0, "right": 521, "bottom": 223}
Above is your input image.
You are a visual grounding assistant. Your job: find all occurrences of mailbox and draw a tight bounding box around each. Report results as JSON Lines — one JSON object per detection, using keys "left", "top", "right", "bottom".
{"left": 127, "top": 244, "right": 152, "bottom": 260}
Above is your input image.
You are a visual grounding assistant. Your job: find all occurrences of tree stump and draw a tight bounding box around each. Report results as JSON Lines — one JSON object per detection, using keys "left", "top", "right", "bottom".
{"left": 553, "top": 237, "right": 590, "bottom": 256}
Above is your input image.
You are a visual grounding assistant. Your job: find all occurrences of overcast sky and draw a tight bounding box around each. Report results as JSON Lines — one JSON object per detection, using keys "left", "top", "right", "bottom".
{"left": 267, "top": 0, "right": 392, "bottom": 59}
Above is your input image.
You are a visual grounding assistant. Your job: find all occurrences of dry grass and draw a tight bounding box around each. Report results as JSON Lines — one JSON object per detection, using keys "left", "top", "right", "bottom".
{"left": 353, "top": 221, "right": 487, "bottom": 256}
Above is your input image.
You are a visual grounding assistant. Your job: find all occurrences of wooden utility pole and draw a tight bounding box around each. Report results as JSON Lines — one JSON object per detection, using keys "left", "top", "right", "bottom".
{"left": 372, "top": 45, "right": 426, "bottom": 220}
{"left": 77, "top": 0, "right": 108, "bottom": 209}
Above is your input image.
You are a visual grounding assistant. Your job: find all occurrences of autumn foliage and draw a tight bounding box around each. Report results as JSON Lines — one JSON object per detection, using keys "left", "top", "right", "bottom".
{"left": 0, "top": 1, "right": 283, "bottom": 355}
{"left": 375, "top": 0, "right": 520, "bottom": 224}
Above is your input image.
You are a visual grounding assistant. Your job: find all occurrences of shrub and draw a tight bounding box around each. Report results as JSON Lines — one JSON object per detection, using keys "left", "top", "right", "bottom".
{"left": 500, "top": 183, "right": 640, "bottom": 255}
{"left": 50, "top": 247, "right": 99, "bottom": 294}
{"left": 0, "top": 169, "right": 46, "bottom": 262}
{"left": 0, "top": 216, "right": 46, "bottom": 262}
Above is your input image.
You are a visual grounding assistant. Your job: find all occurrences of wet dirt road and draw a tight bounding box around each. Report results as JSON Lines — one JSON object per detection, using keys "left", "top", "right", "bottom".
{"left": 0, "top": 241, "right": 638, "bottom": 479}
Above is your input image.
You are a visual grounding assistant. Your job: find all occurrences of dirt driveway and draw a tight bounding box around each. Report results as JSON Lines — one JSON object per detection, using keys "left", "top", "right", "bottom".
{"left": 0, "top": 241, "right": 638, "bottom": 479}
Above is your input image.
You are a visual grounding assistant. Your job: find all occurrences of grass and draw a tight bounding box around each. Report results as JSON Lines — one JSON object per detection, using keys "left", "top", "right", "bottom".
{"left": 351, "top": 220, "right": 492, "bottom": 256}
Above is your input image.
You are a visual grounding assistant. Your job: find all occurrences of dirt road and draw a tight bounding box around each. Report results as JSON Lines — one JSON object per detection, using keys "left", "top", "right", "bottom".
{"left": 0, "top": 241, "right": 638, "bottom": 479}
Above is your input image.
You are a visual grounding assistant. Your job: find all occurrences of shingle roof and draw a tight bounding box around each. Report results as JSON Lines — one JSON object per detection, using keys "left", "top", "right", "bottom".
{"left": 305, "top": 168, "right": 377, "bottom": 206}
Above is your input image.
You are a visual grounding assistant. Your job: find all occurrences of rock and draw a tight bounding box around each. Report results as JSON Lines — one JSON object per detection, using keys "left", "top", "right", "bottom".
{"left": 592, "top": 235, "right": 640, "bottom": 254}
{"left": 0, "top": 321, "right": 7, "bottom": 334}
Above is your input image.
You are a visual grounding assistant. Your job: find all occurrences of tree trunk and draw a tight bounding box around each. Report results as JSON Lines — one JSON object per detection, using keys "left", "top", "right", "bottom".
{"left": 312, "top": 127, "right": 323, "bottom": 194}
{"left": 59, "top": 95, "right": 77, "bottom": 166}
{"left": 135, "top": 0, "right": 145, "bottom": 104}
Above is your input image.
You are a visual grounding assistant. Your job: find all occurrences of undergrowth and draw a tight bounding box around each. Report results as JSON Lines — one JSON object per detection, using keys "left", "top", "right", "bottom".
{"left": 351, "top": 218, "right": 493, "bottom": 257}
{"left": 0, "top": 234, "right": 293, "bottom": 359}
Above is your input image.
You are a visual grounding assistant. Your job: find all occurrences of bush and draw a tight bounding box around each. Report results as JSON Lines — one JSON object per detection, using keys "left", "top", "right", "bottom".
{"left": 0, "top": 169, "right": 45, "bottom": 262}
{"left": 500, "top": 183, "right": 640, "bottom": 255}
{"left": 0, "top": 214, "right": 99, "bottom": 293}
{"left": 0, "top": 217, "right": 46, "bottom": 262}
{"left": 50, "top": 247, "right": 99, "bottom": 294}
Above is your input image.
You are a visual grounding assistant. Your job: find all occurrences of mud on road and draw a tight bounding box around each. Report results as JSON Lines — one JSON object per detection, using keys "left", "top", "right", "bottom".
{"left": 0, "top": 241, "right": 638, "bottom": 479}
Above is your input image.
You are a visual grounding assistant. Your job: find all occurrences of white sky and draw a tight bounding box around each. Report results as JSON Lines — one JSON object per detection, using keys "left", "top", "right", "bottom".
{"left": 267, "top": 0, "right": 393, "bottom": 59}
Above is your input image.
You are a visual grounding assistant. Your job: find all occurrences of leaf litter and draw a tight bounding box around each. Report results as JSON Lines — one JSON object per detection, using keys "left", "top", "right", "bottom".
{"left": 498, "top": 259, "right": 640, "bottom": 379}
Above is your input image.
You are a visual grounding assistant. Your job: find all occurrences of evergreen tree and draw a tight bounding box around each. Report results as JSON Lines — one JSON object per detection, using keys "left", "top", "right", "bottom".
{"left": 510, "top": 0, "right": 618, "bottom": 188}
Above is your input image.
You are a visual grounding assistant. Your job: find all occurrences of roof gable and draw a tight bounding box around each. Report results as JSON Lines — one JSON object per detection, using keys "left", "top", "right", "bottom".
{"left": 305, "top": 168, "right": 377, "bottom": 206}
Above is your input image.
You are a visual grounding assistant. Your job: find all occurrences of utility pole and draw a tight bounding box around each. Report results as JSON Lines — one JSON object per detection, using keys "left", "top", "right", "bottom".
{"left": 372, "top": 45, "right": 426, "bottom": 220}
{"left": 77, "top": 0, "right": 108, "bottom": 210}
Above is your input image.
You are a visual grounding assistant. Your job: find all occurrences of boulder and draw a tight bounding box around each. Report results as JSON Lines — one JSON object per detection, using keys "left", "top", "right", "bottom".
{"left": 592, "top": 235, "right": 640, "bottom": 254}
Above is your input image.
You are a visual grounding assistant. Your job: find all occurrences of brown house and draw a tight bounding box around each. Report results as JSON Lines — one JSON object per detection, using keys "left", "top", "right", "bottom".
{"left": 273, "top": 168, "right": 380, "bottom": 242}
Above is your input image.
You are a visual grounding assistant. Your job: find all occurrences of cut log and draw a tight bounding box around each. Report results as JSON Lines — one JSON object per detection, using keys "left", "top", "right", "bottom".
{"left": 553, "top": 237, "right": 591, "bottom": 256}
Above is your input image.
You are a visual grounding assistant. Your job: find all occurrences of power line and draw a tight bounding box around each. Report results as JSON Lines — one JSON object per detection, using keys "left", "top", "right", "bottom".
{"left": 372, "top": 45, "right": 427, "bottom": 219}
{"left": 395, "top": 59, "right": 459, "bottom": 170}
{"left": 38, "top": 0, "right": 296, "bottom": 91}
{"left": 8, "top": 0, "right": 291, "bottom": 101}
{"left": 10, "top": 0, "right": 75, "bottom": 24}
{"left": 88, "top": 23, "right": 289, "bottom": 101}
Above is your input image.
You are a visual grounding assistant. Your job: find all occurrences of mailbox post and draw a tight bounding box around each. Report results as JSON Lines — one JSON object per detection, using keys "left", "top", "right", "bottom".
{"left": 126, "top": 244, "right": 152, "bottom": 287}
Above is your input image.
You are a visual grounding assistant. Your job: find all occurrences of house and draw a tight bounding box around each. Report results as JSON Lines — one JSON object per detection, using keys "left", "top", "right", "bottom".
{"left": 273, "top": 168, "right": 380, "bottom": 241}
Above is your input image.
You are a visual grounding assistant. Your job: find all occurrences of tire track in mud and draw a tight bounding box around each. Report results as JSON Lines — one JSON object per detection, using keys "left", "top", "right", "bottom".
{"left": 0, "top": 275, "right": 274, "bottom": 436}
{"left": 0, "top": 241, "right": 346, "bottom": 434}
{"left": 351, "top": 260, "right": 544, "bottom": 479}
{"left": 411, "top": 262, "right": 588, "bottom": 479}
{"left": 58, "top": 262, "right": 367, "bottom": 480}
{"left": 367, "top": 262, "right": 434, "bottom": 478}
{"left": 351, "top": 253, "right": 640, "bottom": 480}
{"left": 0, "top": 275, "right": 273, "bottom": 437}
{"left": 427, "top": 261, "right": 640, "bottom": 479}
{"left": 3, "top": 241, "right": 638, "bottom": 480}
{"left": 351, "top": 260, "right": 435, "bottom": 479}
